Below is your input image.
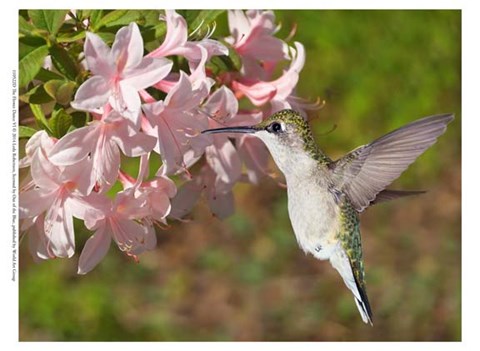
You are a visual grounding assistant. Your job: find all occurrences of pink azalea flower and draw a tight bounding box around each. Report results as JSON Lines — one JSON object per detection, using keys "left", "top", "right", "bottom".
{"left": 152, "top": 34, "right": 216, "bottom": 94}
{"left": 19, "top": 149, "right": 95, "bottom": 258}
{"left": 78, "top": 189, "right": 155, "bottom": 274}
{"left": 236, "top": 135, "right": 271, "bottom": 184}
{"left": 203, "top": 86, "right": 269, "bottom": 185}
{"left": 21, "top": 214, "right": 55, "bottom": 262}
{"left": 202, "top": 87, "right": 243, "bottom": 185}
{"left": 48, "top": 109, "right": 156, "bottom": 191}
{"left": 170, "top": 87, "right": 269, "bottom": 220}
{"left": 148, "top": 10, "right": 228, "bottom": 66}
{"left": 170, "top": 164, "right": 235, "bottom": 220}
{"left": 118, "top": 166, "right": 177, "bottom": 224}
{"left": 19, "top": 130, "right": 55, "bottom": 168}
{"left": 231, "top": 42, "right": 305, "bottom": 106}
{"left": 226, "top": 10, "right": 289, "bottom": 81}
{"left": 71, "top": 22, "right": 173, "bottom": 128}
{"left": 142, "top": 71, "right": 211, "bottom": 175}
{"left": 226, "top": 10, "right": 288, "bottom": 63}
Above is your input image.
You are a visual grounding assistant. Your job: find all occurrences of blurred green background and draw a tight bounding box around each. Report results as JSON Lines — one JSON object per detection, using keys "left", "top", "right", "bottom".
{"left": 19, "top": 10, "right": 461, "bottom": 341}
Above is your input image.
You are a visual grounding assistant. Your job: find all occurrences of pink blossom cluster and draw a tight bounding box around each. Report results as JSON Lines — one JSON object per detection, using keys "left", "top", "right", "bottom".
{"left": 19, "top": 10, "right": 315, "bottom": 274}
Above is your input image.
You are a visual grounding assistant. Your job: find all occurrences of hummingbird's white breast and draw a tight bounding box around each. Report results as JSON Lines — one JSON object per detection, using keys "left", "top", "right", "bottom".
{"left": 286, "top": 169, "right": 340, "bottom": 260}
{"left": 255, "top": 129, "right": 341, "bottom": 260}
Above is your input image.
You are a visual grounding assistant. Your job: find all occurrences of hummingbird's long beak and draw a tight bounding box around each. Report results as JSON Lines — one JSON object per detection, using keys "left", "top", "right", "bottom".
{"left": 201, "top": 126, "right": 258, "bottom": 135}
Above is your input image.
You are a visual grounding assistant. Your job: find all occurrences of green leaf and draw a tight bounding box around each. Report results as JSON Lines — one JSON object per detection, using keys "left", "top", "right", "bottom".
{"left": 57, "top": 30, "right": 86, "bottom": 43}
{"left": 142, "top": 23, "right": 167, "bottom": 50}
{"left": 19, "top": 15, "right": 36, "bottom": 36}
{"left": 189, "top": 10, "right": 225, "bottom": 37}
{"left": 49, "top": 108, "right": 72, "bottom": 138}
{"left": 30, "top": 104, "right": 52, "bottom": 133}
{"left": 208, "top": 48, "right": 241, "bottom": 74}
{"left": 19, "top": 126, "right": 38, "bottom": 139}
{"left": 71, "top": 111, "right": 88, "bottom": 128}
{"left": 87, "top": 10, "right": 104, "bottom": 29}
{"left": 137, "top": 10, "right": 162, "bottom": 27}
{"left": 20, "top": 84, "right": 53, "bottom": 104}
{"left": 227, "top": 46, "right": 242, "bottom": 71}
{"left": 95, "top": 31, "right": 115, "bottom": 44}
{"left": 19, "top": 37, "right": 49, "bottom": 88}
{"left": 54, "top": 81, "right": 76, "bottom": 106}
{"left": 178, "top": 10, "right": 199, "bottom": 25}
{"left": 35, "top": 67, "right": 65, "bottom": 82}
{"left": 93, "top": 10, "right": 140, "bottom": 30}
{"left": 44, "top": 80, "right": 76, "bottom": 105}
{"left": 49, "top": 45, "right": 78, "bottom": 81}
{"left": 28, "top": 10, "right": 69, "bottom": 35}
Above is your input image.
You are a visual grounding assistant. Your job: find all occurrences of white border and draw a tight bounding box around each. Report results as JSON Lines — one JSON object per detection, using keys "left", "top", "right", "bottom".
{"left": 3, "top": 1, "right": 477, "bottom": 350}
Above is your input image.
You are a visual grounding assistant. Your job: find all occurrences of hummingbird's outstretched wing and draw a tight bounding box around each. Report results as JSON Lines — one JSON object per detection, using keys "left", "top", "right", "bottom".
{"left": 330, "top": 113, "right": 454, "bottom": 211}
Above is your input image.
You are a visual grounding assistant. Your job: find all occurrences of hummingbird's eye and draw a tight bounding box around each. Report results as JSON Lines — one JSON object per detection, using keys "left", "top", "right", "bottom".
{"left": 267, "top": 122, "right": 284, "bottom": 133}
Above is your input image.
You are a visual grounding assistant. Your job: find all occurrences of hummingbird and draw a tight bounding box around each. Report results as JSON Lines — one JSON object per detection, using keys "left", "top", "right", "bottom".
{"left": 202, "top": 109, "right": 454, "bottom": 325}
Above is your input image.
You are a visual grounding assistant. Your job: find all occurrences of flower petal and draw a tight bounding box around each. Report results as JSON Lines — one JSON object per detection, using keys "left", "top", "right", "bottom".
{"left": 149, "top": 191, "right": 172, "bottom": 220}
{"left": 91, "top": 138, "right": 121, "bottom": 189}
{"left": 31, "top": 148, "right": 61, "bottom": 189}
{"left": 27, "top": 214, "right": 55, "bottom": 261}
{"left": 164, "top": 72, "right": 194, "bottom": 109}
{"left": 241, "top": 34, "right": 288, "bottom": 61}
{"left": 71, "top": 75, "right": 111, "bottom": 111}
{"left": 128, "top": 221, "right": 157, "bottom": 254}
{"left": 84, "top": 32, "right": 114, "bottom": 76}
{"left": 205, "top": 137, "right": 242, "bottom": 185}
{"left": 19, "top": 188, "right": 55, "bottom": 219}
{"left": 203, "top": 86, "right": 238, "bottom": 123}
{"left": 111, "top": 218, "right": 151, "bottom": 253}
{"left": 122, "top": 57, "right": 173, "bottom": 90}
{"left": 207, "top": 188, "right": 235, "bottom": 220}
{"left": 232, "top": 80, "right": 276, "bottom": 106}
{"left": 237, "top": 135, "right": 270, "bottom": 184}
{"left": 111, "top": 123, "right": 156, "bottom": 157}
{"left": 49, "top": 124, "right": 100, "bottom": 165}
{"left": 59, "top": 156, "right": 95, "bottom": 195}
{"left": 113, "top": 82, "right": 141, "bottom": 127}
{"left": 77, "top": 224, "right": 111, "bottom": 274}
{"left": 111, "top": 22, "right": 144, "bottom": 72}
{"left": 169, "top": 181, "right": 201, "bottom": 219}
{"left": 47, "top": 204, "right": 75, "bottom": 258}
{"left": 19, "top": 130, "right": 54, "bottom": 168}
{"left": 148, "top": 10, "right": 188, "bottom": 58}
{"left": 228, "top": 10, "right": 251, "bottom": 44}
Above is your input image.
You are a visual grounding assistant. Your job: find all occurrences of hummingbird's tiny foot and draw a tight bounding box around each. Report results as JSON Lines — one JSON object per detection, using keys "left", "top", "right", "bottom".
{"left": 315, "top": 245, "right": 322, "bottom": 252}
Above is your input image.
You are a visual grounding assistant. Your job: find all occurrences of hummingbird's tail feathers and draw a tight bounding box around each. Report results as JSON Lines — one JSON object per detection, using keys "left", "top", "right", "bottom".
{"left": 330, "top": 113, "right": 454, "bottom": 211}
{"left": 354, "top": 296, "right": 373, "bottom": 326}
{"left": 329, "top": 246, "right": 373, "bottom": 325}
{"left": 368, "top": 189, "right": 427, "bottom": 207}
{"left": 352, "top": 268, "right": 374, "bottom": 326}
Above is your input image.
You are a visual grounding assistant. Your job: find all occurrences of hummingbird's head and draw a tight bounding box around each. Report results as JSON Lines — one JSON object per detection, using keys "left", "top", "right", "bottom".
{"left": 202, "top": 109, "right": 322, "bottom": 175}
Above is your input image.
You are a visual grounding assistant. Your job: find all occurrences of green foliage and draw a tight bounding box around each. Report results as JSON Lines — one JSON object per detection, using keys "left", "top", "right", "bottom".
{"left": 189, "top": 10, "right": 225, "bottom": 37}
{"left": 44, "top": 79, "right": 76, "bottom": 105}
{"left": 20, "top": 84, "right": 53, "bottom": 104}
{"left": 49, "top": 108, "right": 73, "bottom": 138}
{"left": 18, "top": 9, "right": 229, "bottom": 133}
{"left": 19, "top": 126, "right": 38, "bottom": 139}
{"left": 28, "top": 10, "right": 69, "bottom": 36}
{"left": 29, "top": 103, "right": 52, "bottom": 133}
{"left": 48, "top": 45, "right": 79, "bottom": 81}
{"left": 92, "top": 10, "right": 138, "bottom": 30}
{"left": 19, "top": 37, "right": 48, "bottom": 88}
